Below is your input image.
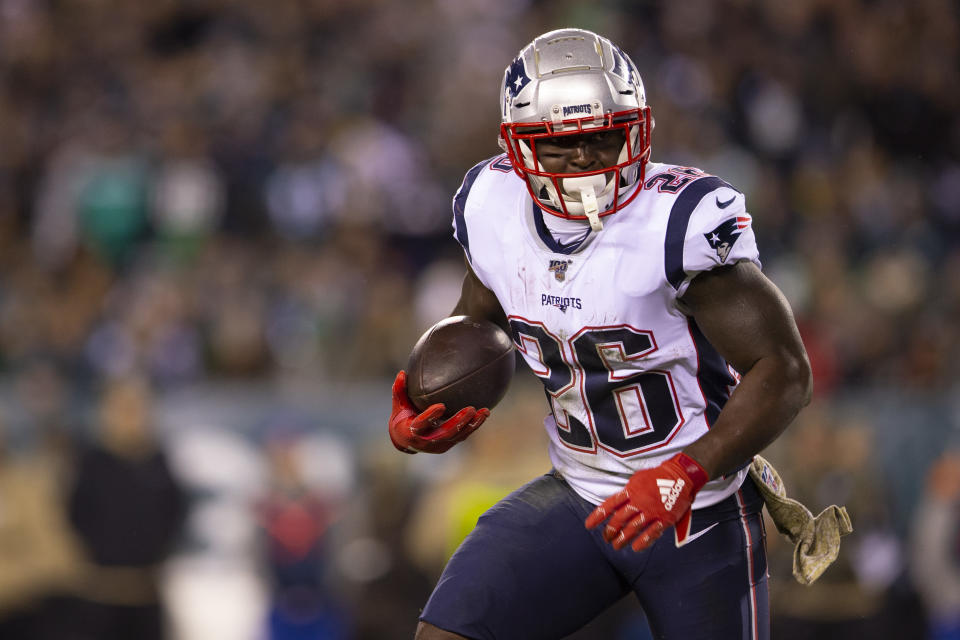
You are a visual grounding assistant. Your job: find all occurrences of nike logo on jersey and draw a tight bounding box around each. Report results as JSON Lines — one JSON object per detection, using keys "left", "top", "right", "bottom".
{"left": 716, "top": 195, "right": 736, "bottom": 209}
{"left": 657, "top": 478, "right": 685, "bottom": 511}
{"left": 676, "top": 522, "right": 718, "bottom": 547}
{"left": 555, "top": 237, "right": 585, "bottom": 252}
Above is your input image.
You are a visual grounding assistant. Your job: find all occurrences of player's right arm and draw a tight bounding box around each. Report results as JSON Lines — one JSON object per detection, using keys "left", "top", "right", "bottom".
{"left": 388, "top": 261, "right": 498, "bottom": 455}
{"left": 389, "top": 157, "right": 506, "bottom": 455}
{"left": 451, "top": 259, "right": 508, "bottom": 331}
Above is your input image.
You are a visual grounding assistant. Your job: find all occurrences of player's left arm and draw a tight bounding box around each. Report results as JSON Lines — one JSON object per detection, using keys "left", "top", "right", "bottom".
{"left": 679, "top": 259, "right": 812, "bottom": 479}
{"left": 586, "top": 258, "right": 811, "bottom": 550}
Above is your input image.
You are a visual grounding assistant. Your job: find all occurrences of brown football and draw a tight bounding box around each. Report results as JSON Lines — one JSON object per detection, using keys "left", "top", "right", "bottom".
{"left": 406, "top": 315, "right": 516, "bottom": 417}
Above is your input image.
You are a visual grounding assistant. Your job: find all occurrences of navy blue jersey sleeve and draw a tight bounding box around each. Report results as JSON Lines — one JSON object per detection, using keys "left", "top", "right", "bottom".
{"left": 664, "top": 177, "right": 760, "bottom": 297}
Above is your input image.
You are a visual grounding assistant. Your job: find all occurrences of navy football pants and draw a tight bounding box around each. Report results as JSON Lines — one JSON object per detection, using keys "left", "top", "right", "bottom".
{"left": 421, "top": 471, "right": 768, "bottom": 640}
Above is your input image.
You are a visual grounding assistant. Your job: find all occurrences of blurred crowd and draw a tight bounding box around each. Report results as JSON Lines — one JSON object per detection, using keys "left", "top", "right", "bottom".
{"left": 0, "top": 0, "right": 958, "bottom": 638}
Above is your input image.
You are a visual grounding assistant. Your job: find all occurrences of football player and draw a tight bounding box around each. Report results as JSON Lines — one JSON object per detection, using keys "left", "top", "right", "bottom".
{"left": 388, "top": 28, "right": 812, "bottom": 640}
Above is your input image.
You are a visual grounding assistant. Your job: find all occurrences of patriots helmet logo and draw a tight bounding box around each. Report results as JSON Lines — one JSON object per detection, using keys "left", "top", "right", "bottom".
{"left": 505, "top": 56, "right": 531, "bottom": 99}
{"left": 704, "top": 216, "right": 749, "bottom": 263}
{"left": 610, "top": 44, "right": 639, "bottom": 85}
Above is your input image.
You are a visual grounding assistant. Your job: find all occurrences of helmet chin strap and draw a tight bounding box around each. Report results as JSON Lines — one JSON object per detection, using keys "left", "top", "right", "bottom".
{"left": 561, "top": 175, "right": 608, "bottom": 231}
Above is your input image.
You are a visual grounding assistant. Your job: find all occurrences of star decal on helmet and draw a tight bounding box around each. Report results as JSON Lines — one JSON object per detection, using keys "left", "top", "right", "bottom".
{"left": 505, "top": 56, "right": 531, "bottom": 98}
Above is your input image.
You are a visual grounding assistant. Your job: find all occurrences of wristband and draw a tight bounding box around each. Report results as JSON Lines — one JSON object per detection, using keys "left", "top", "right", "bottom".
{"left": 675, "top": 452, "right": 709, "bottom": 493}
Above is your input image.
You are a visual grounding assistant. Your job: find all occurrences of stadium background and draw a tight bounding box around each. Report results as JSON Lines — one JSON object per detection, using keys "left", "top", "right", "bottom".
{"left": 0, "top": 0, "right": 958, "bottom": 638}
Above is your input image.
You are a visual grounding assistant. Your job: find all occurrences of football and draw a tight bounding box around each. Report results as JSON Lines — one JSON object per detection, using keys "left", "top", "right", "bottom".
{"left": 406, "top": 315, "right": 516, "bottom": 416}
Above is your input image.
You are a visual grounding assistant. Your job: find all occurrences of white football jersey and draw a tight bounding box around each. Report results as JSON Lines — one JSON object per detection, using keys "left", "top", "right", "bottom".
{"left": 452, "top": 155, "right": 761, "bottom": 509}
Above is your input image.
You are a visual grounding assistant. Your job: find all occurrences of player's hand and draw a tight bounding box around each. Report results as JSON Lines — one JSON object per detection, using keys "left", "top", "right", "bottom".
{"left": 585, "top": 453, "right": 709, "bottom": 551}
{"left": 388, "top": 371, "right": 489, "bottom": 454}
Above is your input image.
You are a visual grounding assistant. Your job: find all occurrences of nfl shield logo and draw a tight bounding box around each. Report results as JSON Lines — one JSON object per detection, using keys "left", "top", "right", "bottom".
{"left": 548, "top": 259, "right": 572, "bottom": 282}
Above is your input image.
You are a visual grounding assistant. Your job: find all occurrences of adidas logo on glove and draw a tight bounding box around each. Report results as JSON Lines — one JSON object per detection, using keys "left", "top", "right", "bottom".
{"left": 657, "top": 478, "right": 685, "bottom": 511}
{"left": 586, "top": 453, "right": 708, "bottom": 552}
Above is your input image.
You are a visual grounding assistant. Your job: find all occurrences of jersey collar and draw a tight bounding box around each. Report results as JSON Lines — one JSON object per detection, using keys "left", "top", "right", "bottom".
{"left": 531, "top": 202, "right": 592, "bottom": 255}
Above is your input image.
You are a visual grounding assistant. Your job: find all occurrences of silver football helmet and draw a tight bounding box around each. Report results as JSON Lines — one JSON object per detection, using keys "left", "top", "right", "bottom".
{"left": 499, "top": 28, "right": 652, "bottom": 230}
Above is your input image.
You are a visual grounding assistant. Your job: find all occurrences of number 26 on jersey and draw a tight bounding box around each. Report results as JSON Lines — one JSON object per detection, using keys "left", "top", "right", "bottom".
{"left": 509, "top": 318, "right": 685, "bottom": 457}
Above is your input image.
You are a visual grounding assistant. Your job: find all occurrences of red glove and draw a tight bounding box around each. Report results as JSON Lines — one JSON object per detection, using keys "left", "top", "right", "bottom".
{"left": 585, "top": 452, "right": 709, "bottom": 551}
{"left": 388, "top": 371, "right": 489, "bottom": 454}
